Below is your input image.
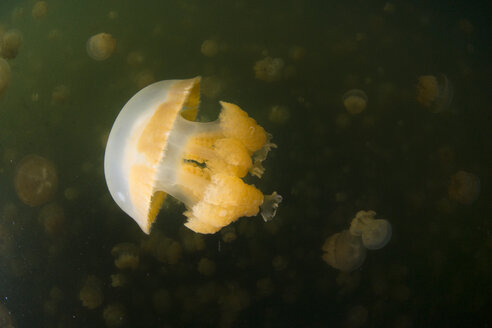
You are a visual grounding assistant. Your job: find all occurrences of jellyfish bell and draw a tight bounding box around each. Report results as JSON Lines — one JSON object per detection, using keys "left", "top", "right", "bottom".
{"left": 0, "top": 58, "right": 10, "bottom": 97}
{"left": 1, "top": 29, "right": 23, "bottom": 59}
{"left": 342, "top": 89, "right": 367, "bottom": 115}
{"left": 32, "top": 1, "right": 48, "bottom": 19}
{"left": 321, "top": 230, "right": 367, "bottom": 272}
{"left": 86, "top": 33, "right": 116, "bottom": 61}
{"left": 349, "top": 210, "right": 392, "bottom": 250}
{"left": 416, "top": 74, "right": 453, "bottom": 113}
{"left": 448, "top": 170, "right": 480, "bottom": 205}
{"left": 104, "top": 76, "right": 281, "bottom": 235}
{"left": 14, "top": 155, "right": 58, "bottom": 207}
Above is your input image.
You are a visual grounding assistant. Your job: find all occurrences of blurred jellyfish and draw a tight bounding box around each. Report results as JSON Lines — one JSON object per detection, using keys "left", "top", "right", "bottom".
{"left": 134, "top": 69, "right": 156, "bottom": 89}
{"left": 268, "top": 105, "right": 290, "bottom": 124}
{"left": 86, "top": 33, "right": 116, "bottom": 61}
{"left": 0, "top": 58, "right": 10, "bottom": 97}
{"left": 14, "top": 155, "right": 58, "bottom": 207}
{"left": 79, "top": 275, "right": 104, "bottom": 309}
{"left": 288, "top": 46, "right": 306, "bottom": 61}
{"left": 1, "top": 29, "right": 23, "bottom": 59}
{"left": 343, "top": 89, "right": 367, "bottom": 115}
{"left": 349, "top": 210, "right": 392, "bottom": 250}
{"left": 32, "top": 1, "right": 48, "bottom": 19}
{"left": 346, "top": 305, "right": 369, "bottom": 328}
{"left": 416, "top": 74, "right": 453, "bottom": 113}
{"left": 111, "top": 242, "right": 139, "bottom": 270}
{"left": 0, "top": 303, "right": 14, "bottom": 328}
{"left": 126, "top": 51, "right": 145, "bottom": 66}
{"left": 197, "top": 257, "right": 216, "bottom": 276}
{"left": 103, "top": 303, "right": 126, "bottom": 328}
{"left": 51, "top": 85, "right": 70, "bottom": 105}
{"left": 201, "top": 39, "right": 219, "bottom": 57}
{"left": 254, "top": 56, "right": 284, "bottom": 82}
{"left": 38, "top": 202, "right": 65, "bottom": 236}
{"left": 448, "top": 170, "right": 480, "bottom": 205}
{"left": 322, "top": 230, "right": 367, "bottom": 272}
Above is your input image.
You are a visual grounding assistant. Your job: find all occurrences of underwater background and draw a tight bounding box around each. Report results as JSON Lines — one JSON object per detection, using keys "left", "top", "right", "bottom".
{"left": 0, "top": 0, "right": 490, "bottom": 327}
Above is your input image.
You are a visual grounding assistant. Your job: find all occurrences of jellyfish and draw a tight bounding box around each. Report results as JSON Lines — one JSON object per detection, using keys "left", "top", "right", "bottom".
{"left": 103, "top": 303, "right": 126, "bottom": 328}
{"left": 79, "top": 275, "right": 104, "bottom": 309}
{"left": 448, "top": 170, "right": 480, "bottom": 205}
{"left": 86, "top": 33, "right": 116, "bottom": 61}
{"left": 416, "top": 74, "right": 453, "bottom": 113}
{"left": 104, "top": 77, "right": 282, "bottom": 234}
{"left": 111, "top": 242, "right": 139, "bottom": 270}
{"left": 201, "top": 39, "right": 219, "bottom": 57}
{"left": 254, "top": 57, "right": 284, "bottom": 82}
{"left": 321, "top": 230, "right": 367, "bottom": 272}
{"left": 1, "top": 29, "right": 23, "bottom": 59}
{"left": 0, "top": 58, "right": 10, "bottom": 97}
{"left": 51, "top": 85, "right": 70, "bottom": 105}
{"left": 32, "top": 1, "right": 48, "bottom": 19}
{"left": 38, "top": 202, "right": 65, "bottom": 236}
{"left": 343, "top": 89, "right": 367, "bottom": 115}
{"left": 14, "top": 155, "right": 58, "bottom": 207}
{"left": 349, "top": 210, "right": 392, "bottom": 250}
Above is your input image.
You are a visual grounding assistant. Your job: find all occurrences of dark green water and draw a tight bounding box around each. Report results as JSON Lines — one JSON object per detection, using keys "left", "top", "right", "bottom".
{"left": 0, "top": 0, "right": 490, "bottom": 327}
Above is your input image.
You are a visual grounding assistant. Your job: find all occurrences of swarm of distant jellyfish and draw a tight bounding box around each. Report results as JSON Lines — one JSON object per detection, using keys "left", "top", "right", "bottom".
{"left": 322, "top": 210, "right": 392, "bottom": 272}
{"left": 104, "top": 76, "right": 282, "bottom": 234}
{"left": 416, "top": 74, "right": 453, "bottom": 113}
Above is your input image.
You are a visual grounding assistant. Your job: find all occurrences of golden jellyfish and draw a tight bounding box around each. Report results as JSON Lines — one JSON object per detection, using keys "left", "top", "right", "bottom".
{"left": 349, "top": 210, "right": 392, "bottom": 250}
{"left": 343, "top": 89, "right": 367, "bottom": 115}
{"left": 38, "top": 202, "right": 65, "bottom": 236}
{"left": 86, "top": 33, "right": 116, "bottom": 61}
{"left": 79, "top": 275, "right": 104, "bottom": 309}
{"left": 0, "top": 58, "right": 10, "bottom": 97}
{"left": 104, "top": 77, "right": 282, "bottom": 234}
{"left": 103, "top": 303, "right": 126, "bottom": 328}
{"left": 14, "top": 155, "right": 58, "bottom": 207}
{"left": 111, "top": 242, "right": 139, "bottom": 270}
{"left": 51, "top": 85, "right": 70, "bottom": 105}
{"left": 1, "top": 29, "right": 23, "bottom": 59}
{"left": 448, "top": 170, "right": 480, "bottom": 205}
{"left": 322, "top": 230, "right": 367, "bottom": 272}
{"left": 200, "top": 39, "right": 219, "bottom": 57}
{"left": 32, "top": 1, "right": 48, "bottom": 19}
{"left": 416, "top": 74, "right": 453, "bottom": 113}
{"left": 254, "top": 57, "right": 285, "bottom": 82}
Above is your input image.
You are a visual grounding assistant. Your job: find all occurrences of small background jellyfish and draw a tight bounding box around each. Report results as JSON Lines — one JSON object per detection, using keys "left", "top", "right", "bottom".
{"left": 416, "top": 74, "right": 453, "bottom": 113}
{"left": 322, "top": 210, "right": 392, "bottom": 272}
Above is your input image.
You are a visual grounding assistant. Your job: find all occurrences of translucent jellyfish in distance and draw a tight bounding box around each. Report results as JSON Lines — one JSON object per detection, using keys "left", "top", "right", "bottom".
{"left": 448, "top": 170, "right": 480, "bottom": 205}
{"left": 0, "top": 58, "right": 10, "bottom": 97}
{"left": 349, "top": 210, "right": 392, "bottom": 250}
{"left": 86, "top": 33, "right": 116, "bottom": 61}
{"left": 14, "top": 155, "right": 58, "bottom": 207}
{"left": 32, "top": 1, "right": 48, "bottom": 19}
{"left": 104, "top": 77, "right": 282, "bottom": 234}
{"left": 343, "top": 89, "right": 367, "bottom": 115}
{"left": 1, "top": 29, "right": 23, "bottom": 59}
{"left": 322, "top": 230, "right": 367, "bottom": 272}
{"left": 416, "top": 74, "right": 453, "bottom": 113}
